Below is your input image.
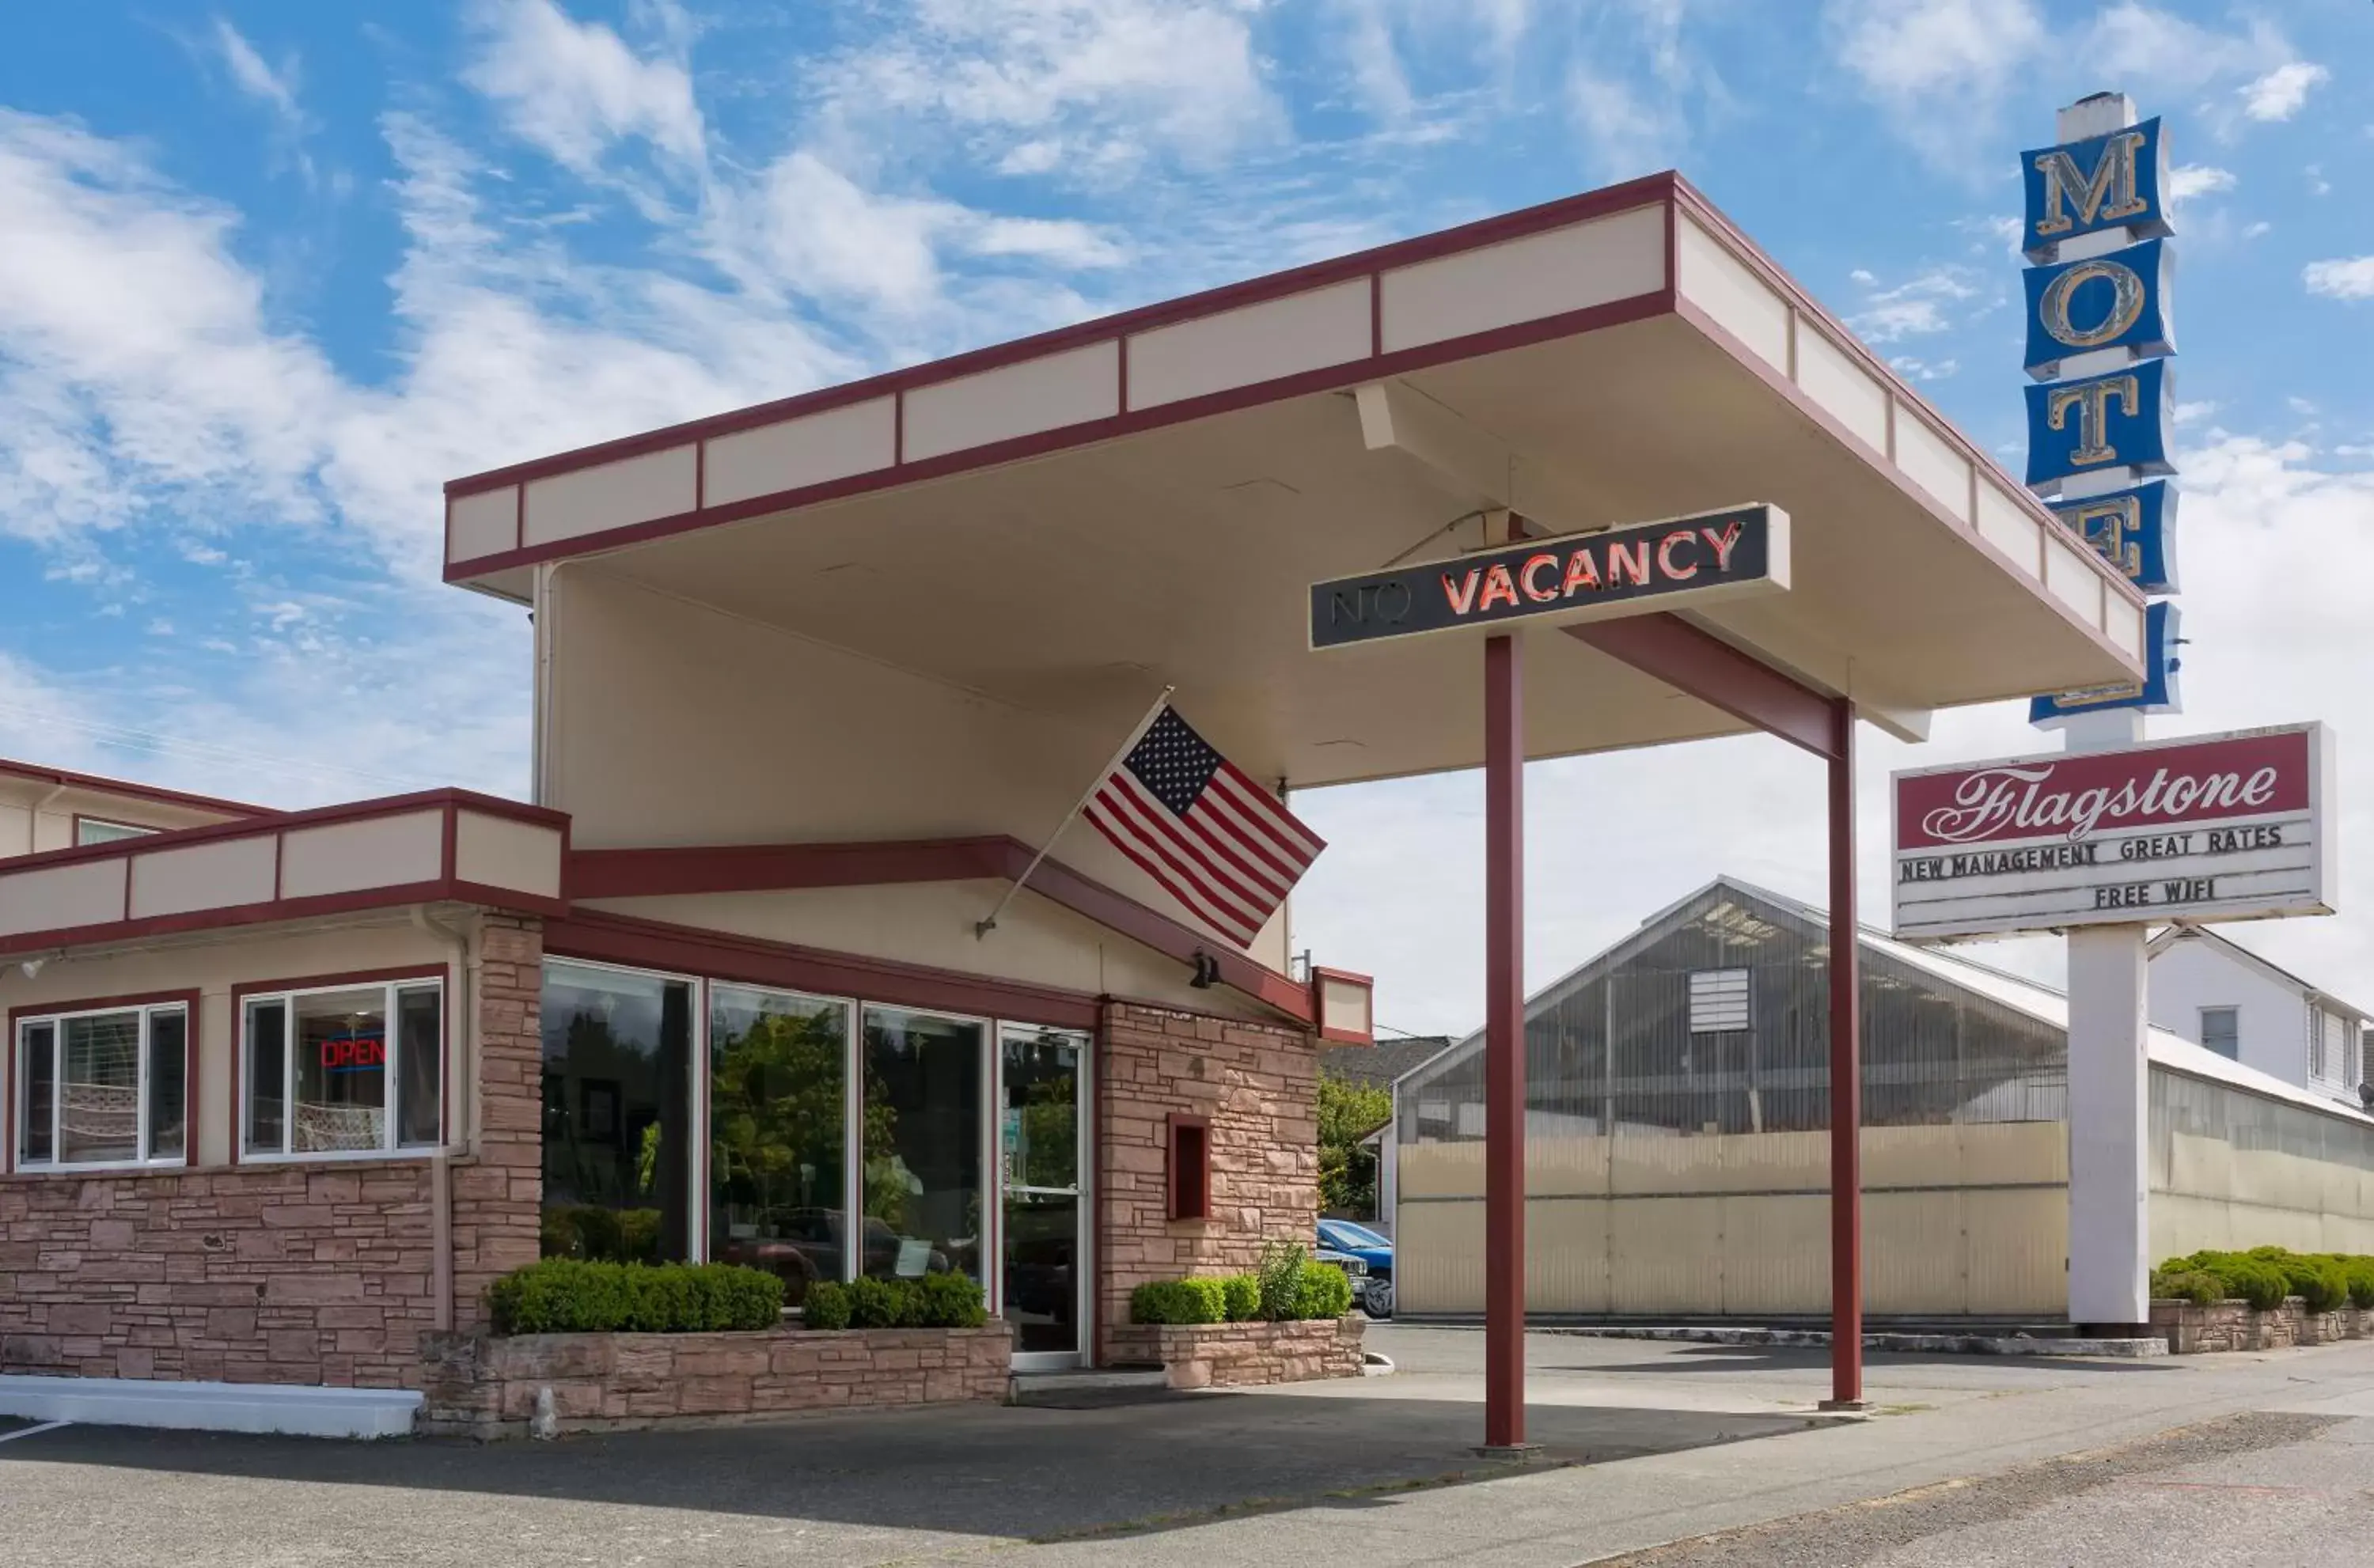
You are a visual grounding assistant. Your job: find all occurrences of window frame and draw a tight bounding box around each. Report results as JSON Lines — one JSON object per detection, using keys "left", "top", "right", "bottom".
{"left": 71, "top": 815, "right": 159, "bottom": 847}
{"left": 540, "top": 956, "right": 707, "bottom": 1264}
{"left": 234, "top": 966, "right": 448, "bottom": 1165}
{"left": 8, "top": 991, "right": 199, "bottom": 1174}
{"left": 2198, "top": 1006, "right": 2240, "bottom": 1062}
{"left": 701, "top": 975, "right": 855, "bottom": 1277}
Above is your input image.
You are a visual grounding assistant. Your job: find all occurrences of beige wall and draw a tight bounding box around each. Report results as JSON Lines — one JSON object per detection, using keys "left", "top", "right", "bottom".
{"left": 2152, "top": 1131, "right": 2374, "bottom": 1259}
{"left": 546, "top": 564, "right": 1291, "bottom": 975}
{"left": 1396, "top": 1122, "right": 2070, "bottom": 1318}
{"left": 0, "top": 777, "right": 245, "bottom": 860}
{"left": 586, "top": 881, "right": 1280, "bottom": 1021}
{"left": 2, "top": 915, "right": 457, "bottom": 1168}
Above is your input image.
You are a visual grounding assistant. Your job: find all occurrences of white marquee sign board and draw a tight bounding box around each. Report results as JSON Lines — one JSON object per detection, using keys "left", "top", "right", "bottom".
{"left": 1891, "top": 723, "right": 2334, "bottom": 941}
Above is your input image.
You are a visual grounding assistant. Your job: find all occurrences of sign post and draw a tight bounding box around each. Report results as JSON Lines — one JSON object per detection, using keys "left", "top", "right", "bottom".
{"left": 2025, "top": 93, "right": 2179, "bottom": 1333}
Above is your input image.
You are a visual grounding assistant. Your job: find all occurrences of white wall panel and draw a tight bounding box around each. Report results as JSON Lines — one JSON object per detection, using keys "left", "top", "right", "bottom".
{"left": 703, "top": 397, "right": 896, "bottom": 507}
{"left": 1379, "top": 205, "right": 1664, "bottom": 353}
{"left": 1128, "top": 280, "right": 1371, "bottom": 409}
{"left": 903, "top": 343, "right": 1119, "bottom": 462}
{"left": 523, "top": 445, "right": 698, "bottom": 547}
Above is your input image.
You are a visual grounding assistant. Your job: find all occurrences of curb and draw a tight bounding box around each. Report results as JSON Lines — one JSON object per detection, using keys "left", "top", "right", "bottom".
{"left": 1546, "top": 1325, "right": 2169, "bottom": 1358}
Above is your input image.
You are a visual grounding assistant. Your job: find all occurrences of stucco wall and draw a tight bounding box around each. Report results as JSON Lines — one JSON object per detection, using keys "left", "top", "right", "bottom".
{"left": 543, "top": 564, "right": 1291, "bottom": 974}
{"left": 0, "top": 778, "right": 243, "bottom": 859}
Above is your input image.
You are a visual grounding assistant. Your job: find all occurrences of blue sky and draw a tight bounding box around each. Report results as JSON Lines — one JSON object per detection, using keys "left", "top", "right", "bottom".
{"left": 2, "top": 1, "right": 2369, "bottom": 1030}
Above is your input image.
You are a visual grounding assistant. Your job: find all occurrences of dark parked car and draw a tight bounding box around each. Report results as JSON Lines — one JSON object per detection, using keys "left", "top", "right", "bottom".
{"left": 1318, "top": 1219, "right": 1394, "bottom": 1316}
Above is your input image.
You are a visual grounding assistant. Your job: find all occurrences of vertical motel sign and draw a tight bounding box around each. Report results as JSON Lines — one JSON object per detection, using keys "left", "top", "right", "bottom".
{"left": 2021, "top": 112, "right": 2183, "bottom": 724}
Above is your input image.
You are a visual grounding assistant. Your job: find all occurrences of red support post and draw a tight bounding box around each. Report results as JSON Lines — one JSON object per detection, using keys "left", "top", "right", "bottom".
{"left": 1482, "top": 631, "right": 1529, "bottom": 1452}
{"left": 1824, "top": 699, "right": 1866, "bottom": 1411}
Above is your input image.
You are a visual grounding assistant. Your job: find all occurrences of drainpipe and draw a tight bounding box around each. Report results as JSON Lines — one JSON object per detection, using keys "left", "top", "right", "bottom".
{"left": 413, "top": 905, "right": 472, "bottom": 1334}
{"left": 28, "top": 782, "right": 66, "bottom": 854}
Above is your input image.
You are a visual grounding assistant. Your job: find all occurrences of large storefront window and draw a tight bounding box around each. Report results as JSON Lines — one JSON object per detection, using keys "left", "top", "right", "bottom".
{"left": 708, "top": 984, "right": 849, "bottom": 1307}
{"left": 240, "top": 980, "right": 441, "bottom": 1159}
{"left": 13, "top": 1002, "right": 188, "bottom": 1169}
{"left": 862, "top": 1007, "right": 984, "bottom": 1284}
{"left": 540, "top": 960, "right": 694, "bottom": 1263}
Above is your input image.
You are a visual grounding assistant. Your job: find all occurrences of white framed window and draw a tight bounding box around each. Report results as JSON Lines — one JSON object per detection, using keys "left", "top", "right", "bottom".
{"left": 2310, "top": 1008, "right": 2342, "bottom": 1083}
{"left": 241, "top": 978, "right": 443, "bottom": 1161}
{"left": 1688, "top": 968, "right": 1752, "bottom": 1033}
{"left": 74, "top": 817, "right": 157, "bottom": 846}
{"left": 13, "top": 1001, "right": 189, "bottom": 1171}
{"left": 2198, "top": 1006, "right": 2239, "bottom": 1061}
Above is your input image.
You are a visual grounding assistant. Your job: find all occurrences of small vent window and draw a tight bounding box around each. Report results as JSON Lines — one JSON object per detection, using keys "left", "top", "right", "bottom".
{"left": 1687, "top": 968, "right": 1752, "bottom": 1034}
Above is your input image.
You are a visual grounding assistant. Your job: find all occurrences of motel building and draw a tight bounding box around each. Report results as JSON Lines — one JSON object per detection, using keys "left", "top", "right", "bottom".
{"left": 0, "top": 172, "right": 2152, "bottom": 1439}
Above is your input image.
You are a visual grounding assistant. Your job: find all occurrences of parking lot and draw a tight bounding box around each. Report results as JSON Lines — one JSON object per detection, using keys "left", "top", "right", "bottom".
{"left": 3, "top": 1327, "right": 2344, "bottom": 1568}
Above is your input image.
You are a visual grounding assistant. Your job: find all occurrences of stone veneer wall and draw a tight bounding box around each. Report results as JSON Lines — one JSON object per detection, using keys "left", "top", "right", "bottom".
{"left": 0, "top": 912, "right": 547, "bottom": 1386}
{"left": 0, "top": 1163, "right": 438, "bottom": 1386}
{"left": 1097, "top": 1002, "right": 1320, "bottom": 1351}
{"left": 449, "top": 914, "right": 545, "bottom": 1332}
{"left": 1105, "top": 1317, "right": 1364, "bottom": 1389}
{"left": 419, "top": 1324, "right": 1014, "bottom": 1436}
{"left": 2150, "top": 1297, "right": 2373, "bottom": 1354}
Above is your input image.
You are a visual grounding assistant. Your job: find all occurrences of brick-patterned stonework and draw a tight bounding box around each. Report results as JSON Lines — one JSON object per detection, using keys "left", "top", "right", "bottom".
{"left": 0, "top": 1163, "right": 438, "bottom": 1386}
{"left": 1105, "top": 1316, "right": 1364, "bottom": 1389}
{"left": 419, "top": 1324, "right": 1014, "bottom": 1436}
{"left": 450, "top": 914, "right": 545, "bottom": 1332}
{"left": 1098, "top": 1002, "right": 1318, "bottom": 1347}
{"left": 2150, "top": 1297, "right": 2372, "bottom": 1354}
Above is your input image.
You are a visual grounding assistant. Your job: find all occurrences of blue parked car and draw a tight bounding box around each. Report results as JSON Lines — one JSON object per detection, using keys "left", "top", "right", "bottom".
{"left": 1318, "top": 1219, "right": 1394, "bottom": 1317}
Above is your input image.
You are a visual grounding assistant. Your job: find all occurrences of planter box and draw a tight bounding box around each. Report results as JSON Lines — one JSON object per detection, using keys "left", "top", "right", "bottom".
{"left": 420, "top": 1322, "right": 1013, "bottom": 1437}
{"left": 1104, "top": 1316, "right": 1364, "bottom": 1390}
{"left": 2148, "top": 1296, "right": 2374, "bottom": 1354}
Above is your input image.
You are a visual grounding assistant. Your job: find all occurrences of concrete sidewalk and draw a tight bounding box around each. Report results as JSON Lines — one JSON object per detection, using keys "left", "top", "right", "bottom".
{"left": 2, "top": 1327, "right": 2371, "bottom": 1567}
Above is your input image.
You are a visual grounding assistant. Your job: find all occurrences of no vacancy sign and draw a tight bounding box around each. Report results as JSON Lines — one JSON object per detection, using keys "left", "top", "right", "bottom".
{"left": 1892, "top": 724, "right": 2334, "bottom": 941}
{"left": 1308, "top": 503, "right": 1788, "bottom": 650}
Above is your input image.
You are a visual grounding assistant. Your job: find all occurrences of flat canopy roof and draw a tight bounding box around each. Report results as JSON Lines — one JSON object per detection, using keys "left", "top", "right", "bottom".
{"left": 444, "top": 172, "right": 2144, "bottom": 790}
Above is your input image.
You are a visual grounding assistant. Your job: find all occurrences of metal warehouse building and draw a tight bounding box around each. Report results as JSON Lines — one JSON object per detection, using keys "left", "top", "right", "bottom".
{"left": 1389, "top": 879, "right": 2374, "bottom": 1320}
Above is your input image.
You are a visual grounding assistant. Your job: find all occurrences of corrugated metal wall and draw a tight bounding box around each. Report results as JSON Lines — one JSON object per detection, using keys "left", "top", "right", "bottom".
{"left": 1398, "top": 1122, "right": 2069, "bottom": 1316}
{"left": 2149, "top": 1068, "right": 2374, "bottom": 1261}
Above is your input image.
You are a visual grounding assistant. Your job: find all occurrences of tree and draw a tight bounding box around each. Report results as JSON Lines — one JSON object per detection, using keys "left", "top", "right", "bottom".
{"left": 1317, "top": 1075, "right": 1393, "bottom": 1218}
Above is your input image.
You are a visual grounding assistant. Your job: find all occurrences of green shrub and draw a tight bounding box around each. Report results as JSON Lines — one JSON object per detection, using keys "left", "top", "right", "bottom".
{"left": 1130, "top": 1278, "right": 1227, "bottom": 1325}
{"left": 803, "top": 1280, "right": 852, "bottom": 1331}
{"left": 1296, "top": 1260, "right": 1356, "bottom": 1320}
{"left": 917, "top": 1271, "right": 989, "bottom": 1328}
{"left": 2218, "top": 1258, "right": 2291, "bottom": 1311}
{"left": 2151, "top": 1269, "right": 2222, "bottom": 1307}
{"left": 2289, "top": 1258, "right": 2352, "bottom": 1314}
{"left": 1221, "top": 1273, "right": 1261, "bottom": 1323}
{"left": 487, "top": 1259, "right": 783, "bottom": 1335}
{"left": 1257, "top": 1241, "right": 1309, "bottom": 1322}
{"left": 2343, "top": 1259, "right": 2374, "bottom": 1312}
{"left": 846, "top": 1277, "right": 917, "bottom": 1329}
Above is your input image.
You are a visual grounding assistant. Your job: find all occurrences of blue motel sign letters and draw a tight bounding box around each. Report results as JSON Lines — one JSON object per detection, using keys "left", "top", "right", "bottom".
{"left": 2020, "top": 105, "right": 2181, "bottom": 724}
{"left": 2023, "top": 238, "right": 2175, "bottom": 382}
{"left": 2024, "top": 358, "right": 2174, "bottom": 490}
{"left": 2021, "top": 117, "right": 2169, "bottom": 260}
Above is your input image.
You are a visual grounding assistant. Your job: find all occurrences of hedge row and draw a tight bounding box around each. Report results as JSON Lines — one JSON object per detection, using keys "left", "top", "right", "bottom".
{"left": 488, "top": 1259, "right": 783, "bottom": 1335}
{"left": 1128, "top": 1246, "right": 1356, "bottom": 1325}
{"left": 2152, "top": 1247, "right": 2374, "bottom": 1313}
{"left": 801, "top": 1273, "right": 988, "bottom": 1331}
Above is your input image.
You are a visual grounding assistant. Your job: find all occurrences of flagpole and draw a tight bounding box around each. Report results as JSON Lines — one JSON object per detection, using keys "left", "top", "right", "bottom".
{"left": 977, "top": 684, "right": 1175, "bottom": 938}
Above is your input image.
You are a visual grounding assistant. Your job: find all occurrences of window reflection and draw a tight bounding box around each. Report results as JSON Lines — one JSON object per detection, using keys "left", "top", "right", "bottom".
{"left": 709, "top": 985, "right": 848, "bottom": 1308}
{"left": 540, "top": 962, "right": 693, "bottom": 1263}
{"left": 862, "top": 1007, "right": 984, "bottom": 1283}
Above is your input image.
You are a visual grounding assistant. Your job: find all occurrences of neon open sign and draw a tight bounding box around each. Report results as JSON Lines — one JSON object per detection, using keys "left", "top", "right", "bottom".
{"left": 319, "top": 1032, "right": 386, "bottom": 1073}
{"left": 1307, "top": 503, "right": 1788, "bottom": 650}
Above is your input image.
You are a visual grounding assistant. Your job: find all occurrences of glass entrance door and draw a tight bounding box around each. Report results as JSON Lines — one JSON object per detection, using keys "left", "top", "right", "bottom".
{"left": 1000, "top": 1025, "right": 1087, "bottom": 1369}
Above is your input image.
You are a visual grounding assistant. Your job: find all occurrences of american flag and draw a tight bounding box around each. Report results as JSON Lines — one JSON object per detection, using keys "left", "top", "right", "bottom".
{"left": 1082, "top": 706, "right": 1325, "bottom": 950}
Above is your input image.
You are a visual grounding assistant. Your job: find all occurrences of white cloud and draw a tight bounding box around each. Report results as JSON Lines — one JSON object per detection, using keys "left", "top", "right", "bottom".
{"left": 1826, "top": 0, "right": 2044, "bottom": 162}
{"left": 2243, "top": 220, "right": 2270, "bottom": 240}
{"left": 463, "top": 0, "right": 704, "bottom": 173}
{"left": 819, "top": 0, "right": 1283, "bottom": 181}
{"left": 2304, "top": 257, "right": 2374, "bottom": 301}
{"left": 1847, "top": 265, "right": 1980, "bottom": 342}
{"left": 212, "top": 19, "right": 302, "bottom": 133}
{"left": 2167, "top": 164, "right": 2236, "bottom": 203}
{"left": 2171, "top": 399, "right": 2217, "bottom": 426}
{"left": 2242, "top": 61, "right": 2329, "bottom": 123}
